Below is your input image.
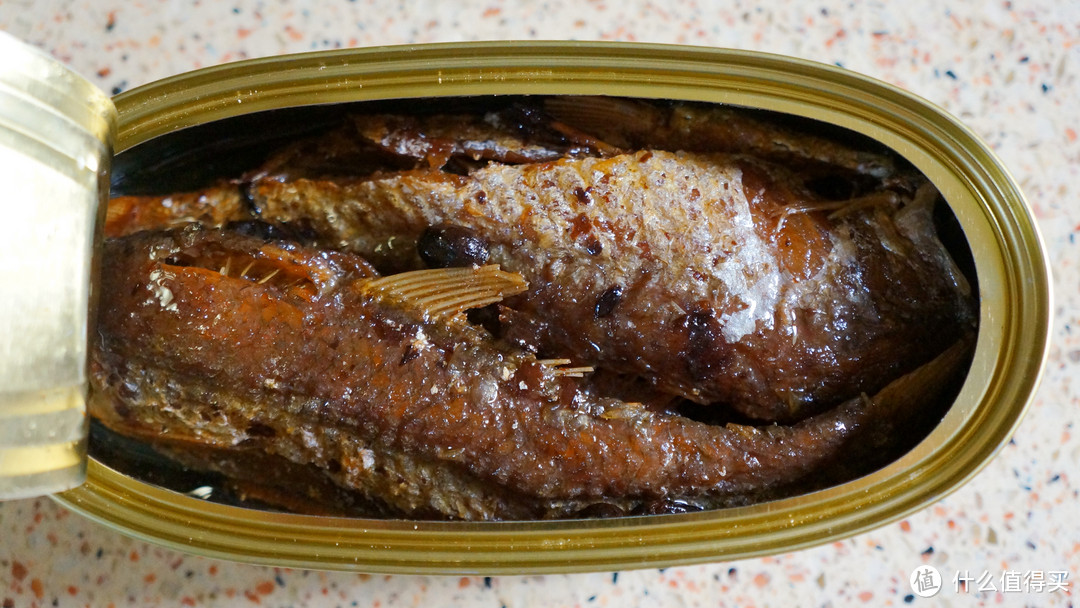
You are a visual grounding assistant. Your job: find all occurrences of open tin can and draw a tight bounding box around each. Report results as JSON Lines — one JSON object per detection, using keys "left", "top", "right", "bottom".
{"left": 3, "top": 40, "right": 1051, "bottom": 573}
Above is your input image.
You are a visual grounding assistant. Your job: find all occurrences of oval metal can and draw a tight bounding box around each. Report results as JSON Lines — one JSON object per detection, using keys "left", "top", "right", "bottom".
{"left": 54, "top": 41, "right": 1051, "bottom": 574}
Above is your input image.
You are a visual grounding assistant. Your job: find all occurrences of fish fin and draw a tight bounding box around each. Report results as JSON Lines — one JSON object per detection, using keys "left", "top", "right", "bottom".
{"left": 895, "top": 183, "right": 973, "bottom": 299}
{"left": 779, "top": 190, "right": 900, "bottom": 219}
{"left": 537, "top": 358, "right": 595, "bottom": 377}
{"left": 870, "top": 335, "right": 974, "bottom": 417}
{"left": 544, "top": 96, "right": 660, "bottom": 147}
{"left": 358, "top": 265, "right": 528, "bottom": 320}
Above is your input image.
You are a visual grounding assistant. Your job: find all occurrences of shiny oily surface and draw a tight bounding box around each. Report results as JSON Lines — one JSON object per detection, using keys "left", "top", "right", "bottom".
{"left": 56, "top": 42, "right": 1050, "bottom": 573}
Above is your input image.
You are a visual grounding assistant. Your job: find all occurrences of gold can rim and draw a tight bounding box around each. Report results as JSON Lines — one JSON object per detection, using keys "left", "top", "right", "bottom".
{"left": 56, "top": 41, "right": 1052, "bottom": 574}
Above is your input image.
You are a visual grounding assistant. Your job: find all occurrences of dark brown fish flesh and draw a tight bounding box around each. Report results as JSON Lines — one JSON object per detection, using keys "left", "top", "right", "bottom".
{"left": 90, "top": 226, "right": 970, "bottom": 520}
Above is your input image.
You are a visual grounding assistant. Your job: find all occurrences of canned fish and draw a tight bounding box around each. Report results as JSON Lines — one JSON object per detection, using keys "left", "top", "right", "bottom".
{"left": 46, "top": 42, "right": 1049, "bottom": 573}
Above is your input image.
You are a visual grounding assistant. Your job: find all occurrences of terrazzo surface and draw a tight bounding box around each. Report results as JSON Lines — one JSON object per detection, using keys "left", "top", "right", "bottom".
{"left": 1, "top": 1, "right": 1077, "bottom": 606}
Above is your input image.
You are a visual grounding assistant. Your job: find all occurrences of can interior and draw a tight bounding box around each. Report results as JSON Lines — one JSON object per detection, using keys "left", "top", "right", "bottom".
{"left": 94, "top": 95, "right": 978, "bottom": 520}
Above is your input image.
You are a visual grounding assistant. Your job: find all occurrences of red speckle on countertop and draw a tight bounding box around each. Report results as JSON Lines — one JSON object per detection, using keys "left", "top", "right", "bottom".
{"left": 255, "top": 581, "right": 275, "bottom": 595}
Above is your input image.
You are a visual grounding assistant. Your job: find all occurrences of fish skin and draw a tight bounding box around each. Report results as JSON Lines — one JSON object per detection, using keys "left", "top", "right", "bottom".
{"left": 348, "top": 111, "right": 583, "bottom": 168}
{"left": 543, "top": 96, "right": 907, "bottom": 184}
{"left": 245, "top": 107, "right": 596, "bottom": 184}
{"left": 102, "top": 97, "right": 905, "bottom": 238}
{"left": 103, "top": 108, "right": 566, "bottom": 239}
{"left": 106, "top": 184, "right": 249, "bottom": 237}
{"left": 266, "top": 98, "right": 905, "bottom": 184}
{"left": 250, "top": 149, "right": 973, "bottom": 422}
{"left": 90, "top": 226, "right": 969, "bottom": 520}
{"left": 100, "top": 108, "right": 583, "bottom": 238}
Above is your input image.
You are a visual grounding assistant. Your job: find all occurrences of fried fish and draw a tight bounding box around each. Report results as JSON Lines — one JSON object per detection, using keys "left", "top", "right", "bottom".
{"left": 90, "top": 226, "right": 970, "bottom": 520}
{"left": 248, "top": 149, "right": 973, "bottom": 421}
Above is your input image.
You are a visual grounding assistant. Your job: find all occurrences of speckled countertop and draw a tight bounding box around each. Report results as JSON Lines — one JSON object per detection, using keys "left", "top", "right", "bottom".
{"left": 1, "top": 1, "right": 1077, "bottom": 606}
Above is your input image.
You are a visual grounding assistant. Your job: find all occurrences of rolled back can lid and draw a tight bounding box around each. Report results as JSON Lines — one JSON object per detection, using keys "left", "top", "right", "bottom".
{"left": 0, "top": 31, "right": 115, "bottom": 500}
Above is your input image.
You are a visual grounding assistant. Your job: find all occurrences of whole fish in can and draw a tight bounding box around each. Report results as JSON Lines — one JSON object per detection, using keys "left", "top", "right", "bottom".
{"left": 247, "top": 147, "right": 972, "bottom": 422}
{"left": 90, "top": 226, "right": 971, "bottom": 520}
{"left": 105, "top": 100, "right": 973, "bottom": 422}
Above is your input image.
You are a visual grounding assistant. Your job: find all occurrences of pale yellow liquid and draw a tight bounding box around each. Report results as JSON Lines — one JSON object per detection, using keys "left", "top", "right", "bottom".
{"left": 0, "top": 32, "right": 111, "bottom": 499}
{"left": 0, "top": 386, "right": 88, "bottom": 499}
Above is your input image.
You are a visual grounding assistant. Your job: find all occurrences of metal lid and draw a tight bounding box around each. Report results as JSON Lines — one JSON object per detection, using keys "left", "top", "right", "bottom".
{"left": 0, "top": 32, "right": 116, "bottom": 499}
